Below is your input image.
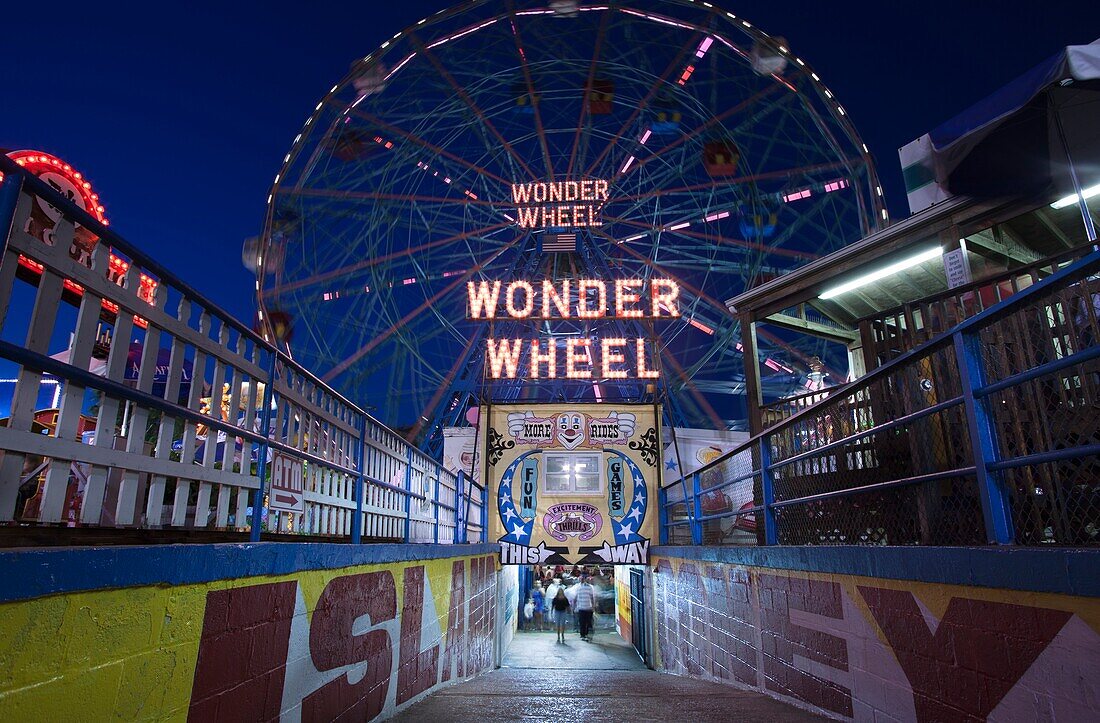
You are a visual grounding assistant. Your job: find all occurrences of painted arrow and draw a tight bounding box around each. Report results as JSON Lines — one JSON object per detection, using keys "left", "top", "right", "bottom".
{"left": 274, "top": 493, "right": 300, "bottom": 506}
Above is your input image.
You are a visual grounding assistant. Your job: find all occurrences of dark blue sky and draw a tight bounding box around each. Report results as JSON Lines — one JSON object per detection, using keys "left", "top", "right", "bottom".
{"left": 4, "top": 1, "right": 1098, "bottom": 324}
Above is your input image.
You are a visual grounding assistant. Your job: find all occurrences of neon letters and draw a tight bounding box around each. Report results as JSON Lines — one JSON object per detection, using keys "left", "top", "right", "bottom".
{"left": 511, "top": 179, "right": 609, "bottom": 228}
{"left": 466, "top": 278, "right": 680, "bottom": 320}
{"left": 468, "top": 278, "right": 677, "bottom": 380}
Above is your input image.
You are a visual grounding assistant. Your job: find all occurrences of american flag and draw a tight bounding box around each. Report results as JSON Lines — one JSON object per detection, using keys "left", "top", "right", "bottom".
{"left": 541, "top": 232, "right": 577, "bottom": 253}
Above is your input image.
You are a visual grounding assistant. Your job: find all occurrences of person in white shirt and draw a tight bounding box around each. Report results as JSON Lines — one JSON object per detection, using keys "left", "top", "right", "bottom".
{"left": 573, "top": 575, "right": 597, "bottom": 641}
{"left": 544, "top": 578, "right": 561, "bottom": 607}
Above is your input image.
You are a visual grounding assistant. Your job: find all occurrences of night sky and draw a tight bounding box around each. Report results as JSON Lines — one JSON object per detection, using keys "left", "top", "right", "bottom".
{"left": 3, "top": 0, "right": 1098, "bottom": 324}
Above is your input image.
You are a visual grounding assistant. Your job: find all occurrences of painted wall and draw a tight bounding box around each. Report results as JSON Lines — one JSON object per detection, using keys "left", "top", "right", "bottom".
{"left": 0, "top": 543, "right": 499, "bottom": 721}
{"left": 498, "top": 563, "right": 519, "bottom": 654}
{"left": 614, "top": 565, "right": 633, "bottom": 643}
{"left": 651, "top": 547, "right": 1100, "bottom": 722}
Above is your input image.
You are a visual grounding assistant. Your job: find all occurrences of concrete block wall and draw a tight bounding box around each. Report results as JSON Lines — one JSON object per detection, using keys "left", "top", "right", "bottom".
{"left": 649, "top": 547, "right": 1100, "bottom": 722}
{"left": 0, "top": 542, "right": 507, "bottom": 721}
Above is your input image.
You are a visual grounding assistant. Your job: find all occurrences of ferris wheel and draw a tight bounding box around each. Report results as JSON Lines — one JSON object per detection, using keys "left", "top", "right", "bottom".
{"left": 256, "top": 0, "right": 885, "bottom": 447}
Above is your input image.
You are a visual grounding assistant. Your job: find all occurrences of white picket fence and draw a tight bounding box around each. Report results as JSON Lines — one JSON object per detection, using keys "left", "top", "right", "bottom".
{"left": 0, "top": 154, "right": 484, "bottom": 542}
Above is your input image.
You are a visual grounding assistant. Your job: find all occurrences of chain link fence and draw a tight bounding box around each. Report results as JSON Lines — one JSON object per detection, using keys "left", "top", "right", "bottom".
{"left": 661, "top": 250, "right": 1100, "bottom": 547}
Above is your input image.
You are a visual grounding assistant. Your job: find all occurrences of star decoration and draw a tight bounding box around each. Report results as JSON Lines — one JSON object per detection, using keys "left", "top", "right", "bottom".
{"left": 626, "top": 506, "right": 643, "bottom": 522}
{"left": 665, "top": 458, "right": 678, "bottom": 471}
{"left": 616, "top": 521, "right": 636, "bottom": 540}
{"left": 501, "top": 506, "right": 519, "bottom": 523}
{"left": 508, "top": 522, "right": 527, "bottom": 540}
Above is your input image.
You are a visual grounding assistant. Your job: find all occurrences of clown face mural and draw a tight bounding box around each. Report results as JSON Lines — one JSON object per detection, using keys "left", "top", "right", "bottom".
{"left": 556, "top": 412, "right": 584, "bottom": 449}
{"left": 488, "top": 404, "right": 659, "bottom": 565}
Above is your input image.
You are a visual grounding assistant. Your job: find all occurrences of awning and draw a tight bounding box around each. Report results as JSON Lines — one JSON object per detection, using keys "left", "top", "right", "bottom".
{"left": 930, "top": 40, "right": 1100, "bottom": 199}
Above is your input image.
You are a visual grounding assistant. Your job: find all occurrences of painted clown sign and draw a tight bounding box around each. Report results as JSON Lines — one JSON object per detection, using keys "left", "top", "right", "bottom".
{"left": 485, "top": 403, "right": 660, "bottom": 565}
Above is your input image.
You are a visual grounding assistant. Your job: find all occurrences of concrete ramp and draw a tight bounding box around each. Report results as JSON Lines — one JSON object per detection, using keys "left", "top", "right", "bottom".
{"left": 392, "top": 631, "right": 825, "bottom": 722}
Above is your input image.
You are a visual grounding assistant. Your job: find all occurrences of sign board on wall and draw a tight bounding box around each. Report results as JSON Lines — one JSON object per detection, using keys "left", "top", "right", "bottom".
{"left": 442, "top": 426, "right": 482, "bottom": 482}
{"left": 269, "top": 451, "right": 305, "bottom": 514}
{"left": 486, "top": 403, "right": 660, "bottom": 565}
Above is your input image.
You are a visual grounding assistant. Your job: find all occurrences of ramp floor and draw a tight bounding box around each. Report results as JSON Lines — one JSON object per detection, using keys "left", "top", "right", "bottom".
{"left": 392, "top": 630, "right": 827, "bottom": 722}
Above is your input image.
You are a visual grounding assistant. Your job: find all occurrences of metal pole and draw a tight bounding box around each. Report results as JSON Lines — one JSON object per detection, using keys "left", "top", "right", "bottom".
{"left": 351, "top": 412, "right": 366, "bottom": 544}
{"left": 455, "top": 470, "right": 465, "bottom": 544}
{"left": 250, "top": 351, "right": 278, "bottom": 542}
{"left": 690, "top": 471, "right": 703, "bottom": 545}
{"left": 480, "top": 482, "right": 487, "bottom": 543}
{"left": 1053, "top": 104, "right": 1098, "bottom": 246}
{"left": 759, "top": 437, "right": 778, "bottom": 545}
{"left": 463, "top": 473, "right": 474, "bottom": 544}
{"left": 658, "top": 487, "right": 669, "bottom": 545}
{"left": 433, "top": 463, "right": 441, "bottom": 544}
{"left": 953, "top": 332, "right": 1014, "bottom": 544}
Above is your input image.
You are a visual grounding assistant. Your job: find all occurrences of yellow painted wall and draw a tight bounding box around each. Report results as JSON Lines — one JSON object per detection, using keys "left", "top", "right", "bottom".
{"left": 0, "top": 552, "right": 497, "bottom": 721}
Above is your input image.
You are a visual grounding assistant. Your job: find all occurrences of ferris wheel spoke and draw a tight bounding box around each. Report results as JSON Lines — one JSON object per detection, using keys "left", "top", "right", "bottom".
{"left": 627, "top": 84, "right": 785, "bottom": 178}
{"left": 566, "top": 5, "right": 612, "bottom": 178}
{"left": 757, "top": 327, "right": 844, "bottom": 381}
{"left": 347, "top": 107, "right": 515, "bottom": 188}
{"left": 601, "top": 214, "right": 817, "bottom": 262}
{"left": 321, "top": 241, "right": 519, "bottom": 382}
{"left": 590, "top": 226, "right": 734, "bottom": 319}
{"left": 270, "top": 220, "right": 514, "bottom": 298}
{"left": 408, "top": 32, "right": 540, "bottom": 183}
{"left": 583, "top": 30, "right": 703, "bottom": 180}
{"left": 506, "top": 2, "right": 555, "bottom": 179}
{"left": 606, "top": 159, "right": 853, "bottom": 206}
{"left": 406, "top": 330, "right": 482, "bottom": 443}
{"left": 658, "top": 346, "right": 724, "bottom": 430}
{"left": 281, "top": 187, "right": 503, "bottom": 209}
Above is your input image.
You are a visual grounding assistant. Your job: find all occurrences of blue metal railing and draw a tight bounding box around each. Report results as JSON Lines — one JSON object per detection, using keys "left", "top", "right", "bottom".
{"left": 664, "top": 248, "right": 1100, "bottom": 547}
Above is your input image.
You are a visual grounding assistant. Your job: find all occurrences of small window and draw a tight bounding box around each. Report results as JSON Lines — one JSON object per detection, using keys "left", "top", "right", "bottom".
{"left": 543, "top": 453, "right": 602, "bottom": 496}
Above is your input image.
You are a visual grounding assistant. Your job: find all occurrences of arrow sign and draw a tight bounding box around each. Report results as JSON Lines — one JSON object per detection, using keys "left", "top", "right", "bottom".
{"left": 269, "top": 452, "right": 306, "bottom": 514}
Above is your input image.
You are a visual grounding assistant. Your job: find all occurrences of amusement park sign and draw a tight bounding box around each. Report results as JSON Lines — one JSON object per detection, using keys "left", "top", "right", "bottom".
{"left": 487, "top": 403, "right": 660, "bottom": 565}
{"left": 467, "top": 278, "right": 679, "bottom": 380}
{"left": 511, "top": 179, "right": 608, "bottom": 228}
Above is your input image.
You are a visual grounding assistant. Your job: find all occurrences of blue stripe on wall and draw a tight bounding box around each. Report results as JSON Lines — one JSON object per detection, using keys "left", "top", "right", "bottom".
{"left": 653, "top": 545, "right": 1100, "bottom": 598}
{"left": 0, "top": 543, "right": 498, "bottom": 604}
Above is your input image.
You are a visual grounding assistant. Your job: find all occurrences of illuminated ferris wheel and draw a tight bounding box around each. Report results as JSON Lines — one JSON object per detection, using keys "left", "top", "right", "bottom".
{"left": 256, "top": 0, "right": 885, "bottom": 447}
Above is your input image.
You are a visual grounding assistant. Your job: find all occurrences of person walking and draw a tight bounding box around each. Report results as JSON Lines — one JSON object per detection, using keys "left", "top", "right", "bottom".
{"left": 532, "top": 581, "right": 546, "bottom": 631}
{"left": 551, "top": 587, "right": 571, "bottom": 643}
{"left": 544, "top": 577, "right": 561, "bottom": 606}
{"left": 574, "top": 574, "right": 597, "bottom": 641}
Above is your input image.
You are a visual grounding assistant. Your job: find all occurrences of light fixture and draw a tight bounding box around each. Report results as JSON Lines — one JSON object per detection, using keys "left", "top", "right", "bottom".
{"left": 818, "top": 246, "right": 943, "bottom": 300}
{"left": 1050, "top": 183, "right": 1100, "bottom": 210}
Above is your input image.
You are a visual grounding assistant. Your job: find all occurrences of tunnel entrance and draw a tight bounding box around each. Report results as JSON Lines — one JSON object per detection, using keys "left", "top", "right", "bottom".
{"left": 511, "top": 564, "right": 648, "bottom": 670}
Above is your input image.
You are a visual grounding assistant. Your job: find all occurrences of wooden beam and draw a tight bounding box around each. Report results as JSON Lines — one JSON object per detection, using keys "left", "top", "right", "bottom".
{"left": 763, "top": 311, "right": 859, "bottom": 343}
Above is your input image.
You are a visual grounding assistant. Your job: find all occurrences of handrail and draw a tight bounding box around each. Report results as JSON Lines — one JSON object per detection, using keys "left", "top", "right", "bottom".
{"left": 762, "top": 385, "right": 841, "bottom": 408}
{"left": 0, "top": 154, "right": 266, "bottom": 354}
{"left": 666, "top": 247, "right": 1100, "bottom": 493}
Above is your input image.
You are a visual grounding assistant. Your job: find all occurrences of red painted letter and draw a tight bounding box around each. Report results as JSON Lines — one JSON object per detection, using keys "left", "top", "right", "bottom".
{"left": 189, "top": 581, "right": 297, "bottom": 722}
{"left": 303, "top": 571, "right": 396, "bottom": 723}
{"left": 858, "top": 587, "right": 1071, "bottom": 722}
{"left": 759, "top": 574, "right": 852, "bottom": 717}
{"left": 441, "top": 560, "right": 466, "bottom": 682}
{"left": 397, "top": 566, "right": 440, "bottom": 704}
